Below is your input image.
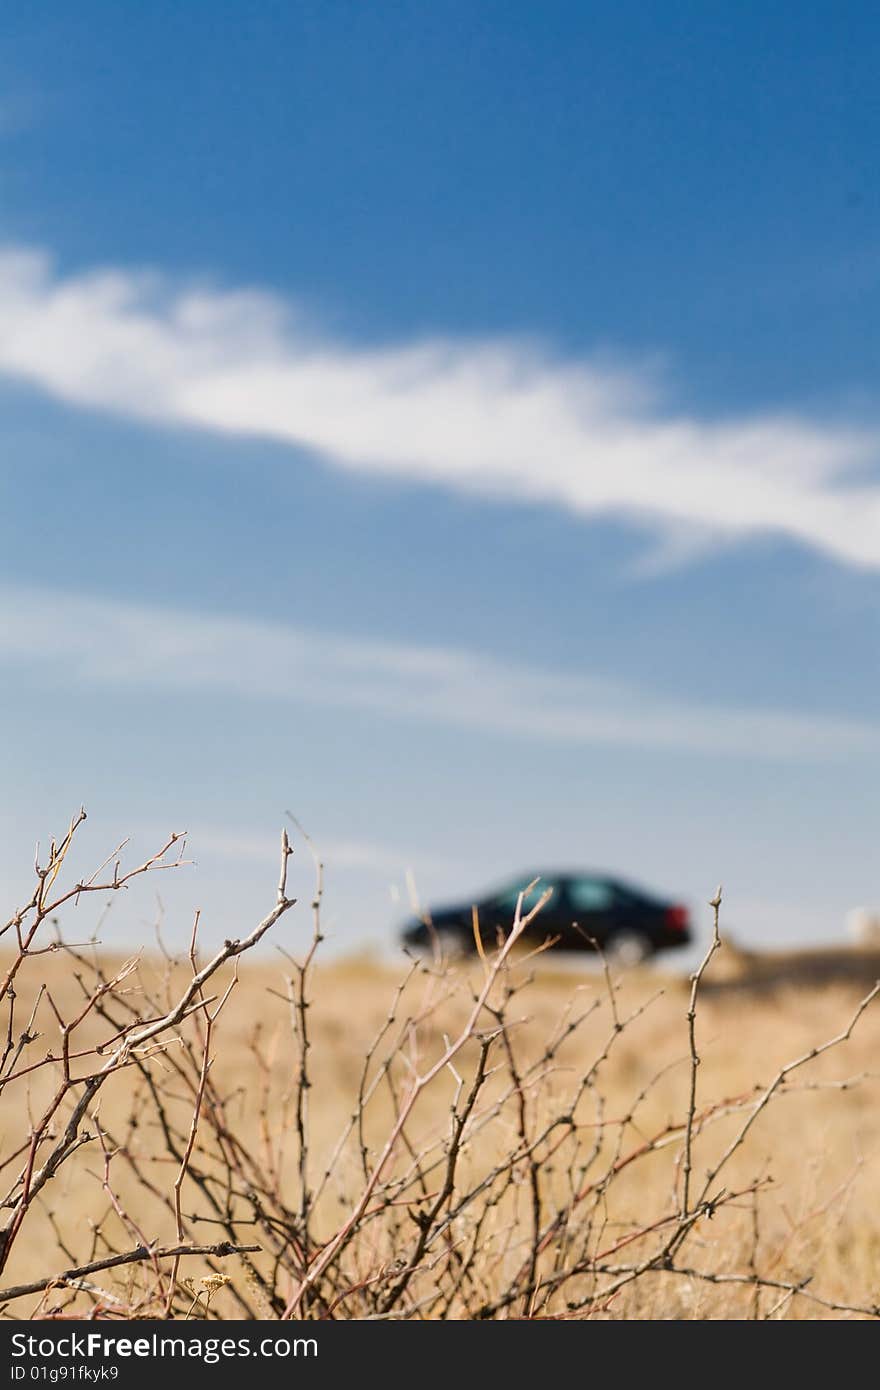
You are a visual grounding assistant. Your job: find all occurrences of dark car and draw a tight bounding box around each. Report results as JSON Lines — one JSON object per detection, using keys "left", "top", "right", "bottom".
{"left": 401, "top": 872, "right": 691, "bottom": 965}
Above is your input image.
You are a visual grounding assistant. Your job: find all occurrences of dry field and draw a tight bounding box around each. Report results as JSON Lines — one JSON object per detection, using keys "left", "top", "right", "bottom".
{"left": 2, "top": 824, "right": 879, "bottom": 1321}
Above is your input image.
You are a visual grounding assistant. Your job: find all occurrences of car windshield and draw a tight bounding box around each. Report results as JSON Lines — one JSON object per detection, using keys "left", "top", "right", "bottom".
{"left": 489, "top": 878, "right": 557, "bottom": 915}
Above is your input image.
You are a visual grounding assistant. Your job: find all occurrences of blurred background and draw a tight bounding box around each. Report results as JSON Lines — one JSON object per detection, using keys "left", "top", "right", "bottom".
{"left": 1, "top": 1, "right": 878, "bottom": 961}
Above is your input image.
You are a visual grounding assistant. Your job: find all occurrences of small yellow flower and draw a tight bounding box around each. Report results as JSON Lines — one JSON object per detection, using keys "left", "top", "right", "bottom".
{"left": 200, "top": 1273, "right": 231, "bottom": 1294}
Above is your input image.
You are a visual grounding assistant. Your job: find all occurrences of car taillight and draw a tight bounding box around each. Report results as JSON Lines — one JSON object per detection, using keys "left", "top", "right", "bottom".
{"left": 665, "top": 904, "right": 689, "bottom": 932}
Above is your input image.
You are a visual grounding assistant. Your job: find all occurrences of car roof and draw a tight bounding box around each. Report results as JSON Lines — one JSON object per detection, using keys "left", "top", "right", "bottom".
{"left": 483, "top": 871, "right": 665, "bottom": 902}
{"left": 487, "top": 871, "right": 617, "bottom": 891}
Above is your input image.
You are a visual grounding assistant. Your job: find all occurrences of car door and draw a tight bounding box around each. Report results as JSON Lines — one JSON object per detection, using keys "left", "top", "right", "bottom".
{"left": 565, "top": 876, "right": 616, "bottom": 950}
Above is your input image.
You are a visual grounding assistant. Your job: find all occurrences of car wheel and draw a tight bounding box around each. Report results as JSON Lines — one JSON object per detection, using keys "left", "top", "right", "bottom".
{"left": 605, "top": 930, "right": 653, "bottom": 968}
{"left": 424, "top": 924, "right": 471, "bottom": 961}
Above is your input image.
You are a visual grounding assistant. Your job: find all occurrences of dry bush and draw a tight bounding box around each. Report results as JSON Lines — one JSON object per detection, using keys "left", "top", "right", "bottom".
{"left": 1, "top": 812, "right": 878, "bottom": 1320}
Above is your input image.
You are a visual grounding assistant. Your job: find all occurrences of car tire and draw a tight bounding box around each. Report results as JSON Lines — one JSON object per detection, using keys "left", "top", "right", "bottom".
{"left": 424, "top": 924, "right": 472, "bottom": 961}
{"left": 605, "top": 930, "right": 653, "bottom": 968}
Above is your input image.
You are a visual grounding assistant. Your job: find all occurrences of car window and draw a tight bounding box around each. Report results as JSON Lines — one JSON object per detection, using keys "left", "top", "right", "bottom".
{"left": 569, "top": 878, "right": 614, "bottom": 911}
{"left": 613, "top": 881, "right": 652, "bottom": 907}
{"left": 490, "top": 879, "right": 557, "bottom": 915}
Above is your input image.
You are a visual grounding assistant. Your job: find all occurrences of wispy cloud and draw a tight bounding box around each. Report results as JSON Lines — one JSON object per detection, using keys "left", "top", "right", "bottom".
{"left": 2, "top": 583, "right": 877, "bottom": 761}
{"left": 133, "top": 823, "right": 442, "bottom": 877}
{"left": 0, "top": 247, "right": 879, "bottom": 570}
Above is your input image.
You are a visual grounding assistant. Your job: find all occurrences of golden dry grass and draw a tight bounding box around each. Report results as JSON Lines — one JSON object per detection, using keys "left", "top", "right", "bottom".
{"left": 2, "top": 939, "right": 879, "bottom": 1320}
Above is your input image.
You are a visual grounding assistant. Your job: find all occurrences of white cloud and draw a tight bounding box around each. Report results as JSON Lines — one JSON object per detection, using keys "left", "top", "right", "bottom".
{"left": 2, "top": 583, "right": 877, "bottom": 762}
{"left": 0, "top": 247, "right": 878, "bottom": 569}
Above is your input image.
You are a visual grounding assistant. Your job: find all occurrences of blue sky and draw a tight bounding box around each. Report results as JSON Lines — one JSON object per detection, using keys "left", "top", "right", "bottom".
{"left": 1, "top": 2, "right": 878, "bottom": 957}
